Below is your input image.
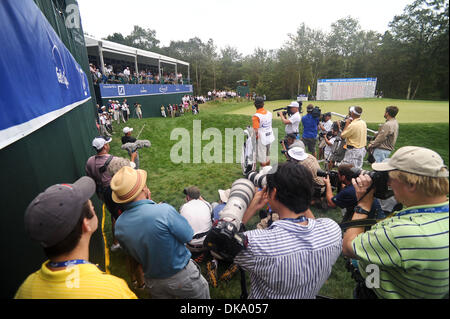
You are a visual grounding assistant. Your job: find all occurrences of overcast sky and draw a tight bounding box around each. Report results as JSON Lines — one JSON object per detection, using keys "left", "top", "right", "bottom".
{"left": 77, "top": 0, "right": 412, "bottom": 56}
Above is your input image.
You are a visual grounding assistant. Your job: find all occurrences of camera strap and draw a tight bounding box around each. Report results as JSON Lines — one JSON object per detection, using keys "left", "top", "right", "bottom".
{"left": 341, "top": 204, "right": 449, "bottom": 231}
{"left": 339, "top": 219, "right": 378, "bottom": 231}
{"left": 192, "top": 230, "right": 210, "bottom": 240}
{"left": 99, "top": 155, "right": 114, "bottom": 174}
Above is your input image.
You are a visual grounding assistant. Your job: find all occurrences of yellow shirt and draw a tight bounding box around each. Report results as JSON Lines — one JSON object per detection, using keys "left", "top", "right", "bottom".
{"left": 14, "top": 261, "right": 137, "bottom": 299}
{"left": 341, "top": 118, "right": 367, "bottom": 148}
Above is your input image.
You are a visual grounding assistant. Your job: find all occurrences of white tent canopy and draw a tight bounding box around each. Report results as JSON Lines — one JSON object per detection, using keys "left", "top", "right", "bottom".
{"left": 85, "top": 35, "right": 190, "bottom": 79}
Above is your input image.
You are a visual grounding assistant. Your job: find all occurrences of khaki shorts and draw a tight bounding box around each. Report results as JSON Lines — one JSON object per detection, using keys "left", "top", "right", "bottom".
{"left": 256, "top": 139, "right": 271, "bottom": 163}
{"left": 145, "top": 259, "right": 210, "bottom": 299}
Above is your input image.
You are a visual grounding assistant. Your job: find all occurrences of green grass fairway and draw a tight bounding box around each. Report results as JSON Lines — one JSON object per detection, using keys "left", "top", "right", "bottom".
{"left": 222, "top": 98, "right": 449, "bottom": 123}
{"left": 104, "top": 98, "right": 448, "bottom": 299}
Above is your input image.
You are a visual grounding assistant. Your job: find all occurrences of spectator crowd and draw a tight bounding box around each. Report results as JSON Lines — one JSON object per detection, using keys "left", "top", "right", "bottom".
{"left": 90, "top": 63, "right": 186, "bottom": 85}
{"left": 14, "top": 94, "right": 449, "bottom": 300}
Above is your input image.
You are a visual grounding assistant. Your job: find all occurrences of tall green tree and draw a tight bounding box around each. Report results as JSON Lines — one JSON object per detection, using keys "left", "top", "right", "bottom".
{"left": 104, "top": 26, "right": 160, "bottom": 52}
{"left": 101, "top": 1, "right": 449, "bottom": 101}
{"left": 388, "top": 0, "right": 449, "bottom": 99}
{"left": 126, "top": 25, "right": 160, "bottom": 51}
{"left": 288, "top": 23, "right": 327, "bottom": 95}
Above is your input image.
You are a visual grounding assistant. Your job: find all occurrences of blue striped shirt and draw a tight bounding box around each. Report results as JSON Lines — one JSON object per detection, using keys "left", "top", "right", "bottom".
{"left": 234, "top": 218, "right": 342, "bottom": 299}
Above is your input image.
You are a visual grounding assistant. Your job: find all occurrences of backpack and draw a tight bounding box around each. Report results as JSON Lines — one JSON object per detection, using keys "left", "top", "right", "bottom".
{"left": 95, "top": 155, "right": 113, "bottom": 199}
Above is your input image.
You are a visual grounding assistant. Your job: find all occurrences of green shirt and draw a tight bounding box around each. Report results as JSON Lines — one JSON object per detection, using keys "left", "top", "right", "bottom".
{"left": 352, "top": 201, "right": 449, "bottom": 299}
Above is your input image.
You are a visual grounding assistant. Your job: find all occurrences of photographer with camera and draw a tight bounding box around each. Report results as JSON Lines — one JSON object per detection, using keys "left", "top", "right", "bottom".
{"left": 252, "top": 96, "right": 275, "bottom": 168}
{"left": 301, "top": 104, "right": 321, "bottom": 158}
{"left": 180, "top": 186, "right": 213, "bottom": 257}
{"left": 323, "top": 164, "right": 383, "bottom": 223}
{"left": 342, "top": 146, "right": 449, "bottom": 299}
{"left": 323, "top": 122, "right": 340, "bottom": 170}
{"left": 278, "top": 101, "right": 301, "bottom": 138}
{"left": 318, "top": 112, "right": 333, "bottom": 160}
{"left": 234, "top": 162, "right": 342, "bottom": 298}
{"left": 280, "top": 133, "right": 305, "bottom": 160}
{"left": 287, "top": 147, "right": 326, "bottom": 201}
{"left": 341, "top": 106, "right": 367, "bottom": 168}
{"left": 368, "top": 106, "right": 399, "bottom": 163}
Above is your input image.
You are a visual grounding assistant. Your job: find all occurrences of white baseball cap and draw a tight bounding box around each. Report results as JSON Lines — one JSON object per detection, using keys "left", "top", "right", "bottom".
{"left": 92, "top": 136, "right": 112, "bottom": 151}
{"left": 288, "top": 147, "right": 308, "bottom": 161}
{"left": 123, "top": 127, "right": 133, "bottom": 134}
{"left": 287, "top": 101, "right": 300, "bottom": 108}
{"left": 218, "top": 189, "right": 230, "bottom": 203}
{"left": 372, "top": 146, "right": 449, "bottom": 178}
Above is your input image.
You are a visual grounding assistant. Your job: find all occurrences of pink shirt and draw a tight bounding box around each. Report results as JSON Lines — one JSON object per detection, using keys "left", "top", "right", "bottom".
{"left": 85, "top": 154, "right": 114, "bottom": 187}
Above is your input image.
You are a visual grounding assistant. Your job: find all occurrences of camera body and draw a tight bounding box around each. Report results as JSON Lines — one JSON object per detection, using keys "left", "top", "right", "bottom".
{"left": 274, "top": 107, "right": 291, "bottom": 117}
{"left": 311, "top": 106, "right": 321, "bottom": 118}
{"left": 319, "top": 131, "right": 333, "bottom": 139}
{"left": 318, "top": 167, "right": 392, "bottom": 200}
{"left": 204, "top": 167, "right": 274, "bottom": 261}
{"left": 317, "top": 169, "right": 340, "bottom": 189}
{"left": 350, "top": 168, "right": 393, "bottom": 200}
{"left": 204, "top": 221, "right": 248, "bottom": 261}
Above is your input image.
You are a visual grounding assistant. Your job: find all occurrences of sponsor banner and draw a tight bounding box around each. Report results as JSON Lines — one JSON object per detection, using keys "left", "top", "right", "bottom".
{"left": 0, "top": 0, "right": 90, "bottom": 149}
{"left": 99, "top": 84, "right": 193, "bottom": 98}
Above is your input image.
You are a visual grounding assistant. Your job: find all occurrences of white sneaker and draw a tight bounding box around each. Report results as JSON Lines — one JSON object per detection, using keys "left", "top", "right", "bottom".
{"left": 110, "top": 243, "right": 121, "bottom": 252}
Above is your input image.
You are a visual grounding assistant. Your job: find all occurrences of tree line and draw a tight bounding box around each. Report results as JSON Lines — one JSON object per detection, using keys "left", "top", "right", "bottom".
{"left": 104, "top": 0, "right": 449, "bottom": 100}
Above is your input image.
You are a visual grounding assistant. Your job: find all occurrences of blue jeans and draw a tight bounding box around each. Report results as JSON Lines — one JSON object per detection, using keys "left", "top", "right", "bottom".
{"left": 373, "top": 148, "right": 391, "bottom": 163}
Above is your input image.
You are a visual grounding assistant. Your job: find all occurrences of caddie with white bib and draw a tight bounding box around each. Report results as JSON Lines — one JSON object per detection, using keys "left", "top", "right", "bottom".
{"left": 252, "top": 96, "right": 275, "bottom": 168}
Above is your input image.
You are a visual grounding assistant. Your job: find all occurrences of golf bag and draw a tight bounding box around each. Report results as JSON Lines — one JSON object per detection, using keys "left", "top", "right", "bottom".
{"left": 241, "top": 126, "right": 257, "bottom": 175}
{"left": 326, "top": 135, "right": 346, "bottom": 165}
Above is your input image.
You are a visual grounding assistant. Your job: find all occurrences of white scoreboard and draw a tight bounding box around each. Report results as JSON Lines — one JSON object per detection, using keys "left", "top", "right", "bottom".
{"left": 316, "top": 78, "right": 377, "bottom": 101}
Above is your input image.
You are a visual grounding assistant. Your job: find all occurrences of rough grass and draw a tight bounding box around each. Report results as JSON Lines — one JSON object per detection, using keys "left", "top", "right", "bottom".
{"left": 103, "top": 98, "right": 449, "bottom": 299}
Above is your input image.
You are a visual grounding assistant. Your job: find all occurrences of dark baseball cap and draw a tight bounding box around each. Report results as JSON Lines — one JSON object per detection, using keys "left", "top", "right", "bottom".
{"left": 286, "top": 133, "right": 297, "bottom": 139}
{"left": 254, "top": 96, "right": 264, "bottom": 107}
{"left": 24, "top": 176, "right": 96, "bottom": 248}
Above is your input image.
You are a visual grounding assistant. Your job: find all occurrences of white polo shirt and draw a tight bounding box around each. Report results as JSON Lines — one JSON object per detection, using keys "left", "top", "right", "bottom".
{"left": 285, "top": 111, "right": 301, "bottom": 135}
{"left": 180, "top": 199, "right": 212, "bottom": 246}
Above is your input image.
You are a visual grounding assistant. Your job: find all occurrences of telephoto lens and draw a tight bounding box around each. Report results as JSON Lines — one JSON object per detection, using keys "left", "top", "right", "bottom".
{"left": 246, "top": 165, "right": 273, "bottom": 189}
{"left": 219, "top": 178, "right": 256, "bottom": 229}
{"left": 204, "top": 178, "right": 256, "bottom": 261}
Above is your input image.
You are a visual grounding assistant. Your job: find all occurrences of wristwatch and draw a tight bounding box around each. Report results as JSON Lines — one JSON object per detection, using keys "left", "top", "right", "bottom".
{"left": 354, "top": 205, "right": 370, "bottom": 215}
